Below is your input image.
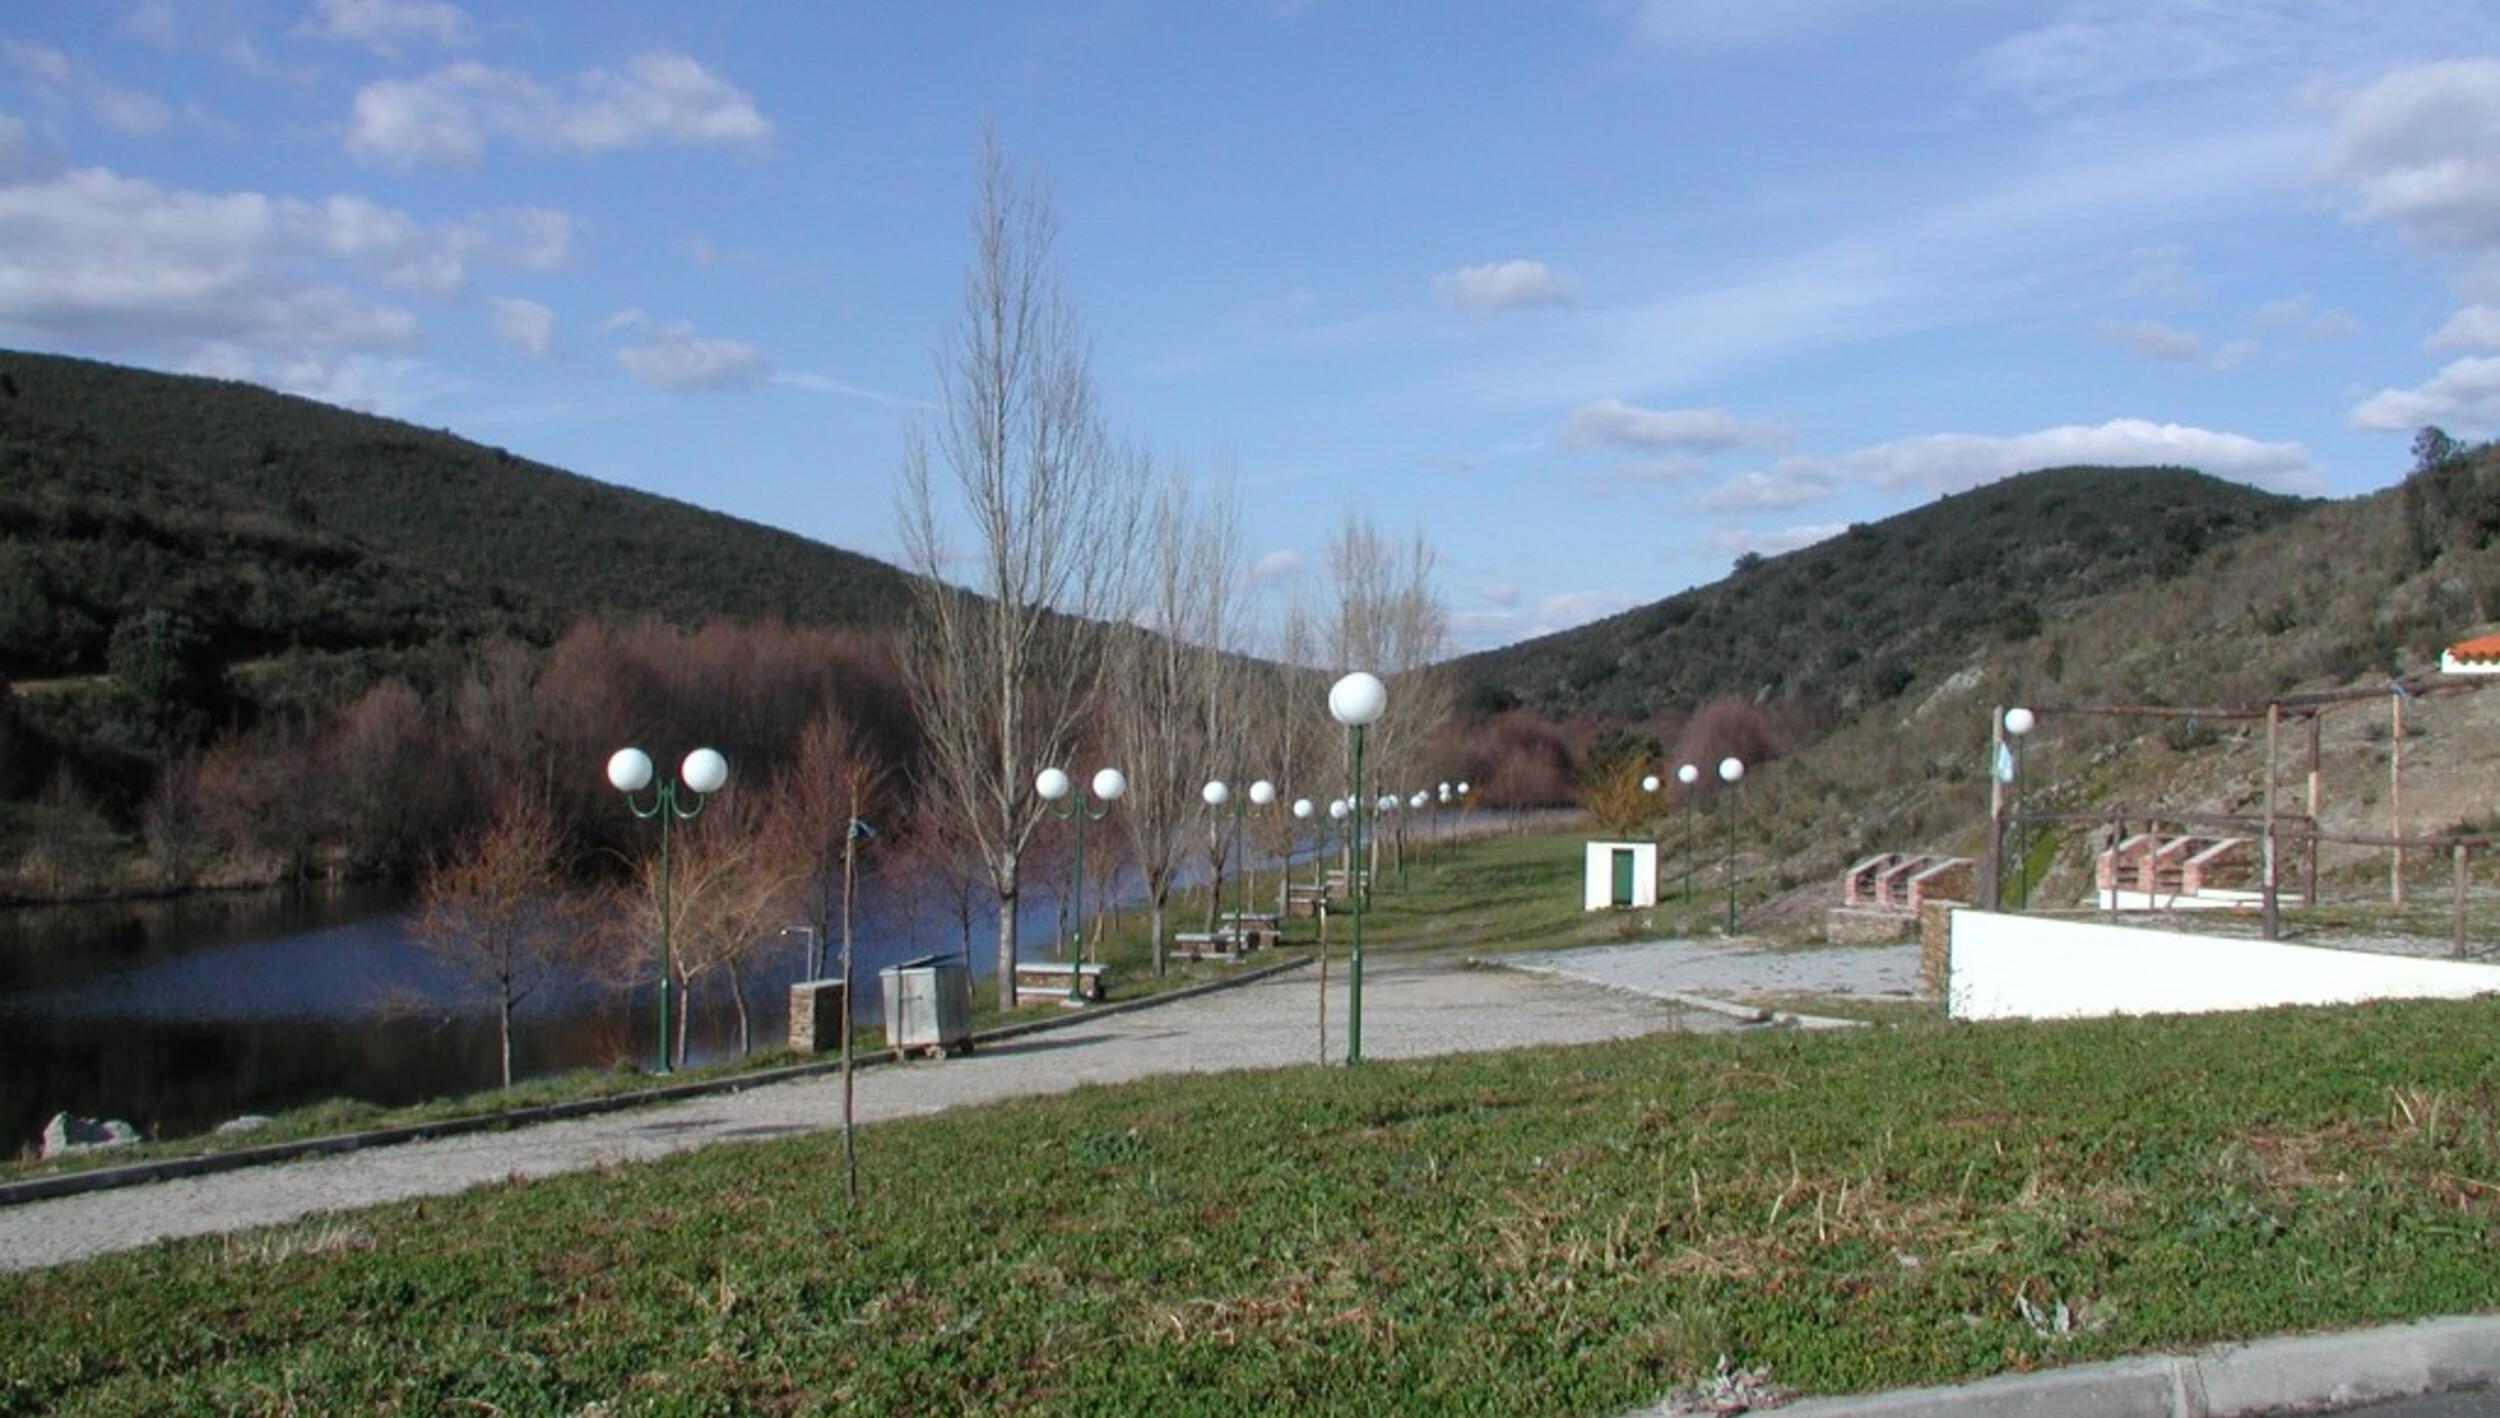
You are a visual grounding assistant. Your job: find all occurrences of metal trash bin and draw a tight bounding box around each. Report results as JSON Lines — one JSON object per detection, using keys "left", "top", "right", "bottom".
{"left": 878, "top": 954, "right": 973, "bottom": 1059}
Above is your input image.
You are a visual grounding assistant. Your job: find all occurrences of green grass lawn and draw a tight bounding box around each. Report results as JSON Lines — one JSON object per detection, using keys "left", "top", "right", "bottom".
{"left": 8, "top": 995, "right": 2500, "bottom": 1414}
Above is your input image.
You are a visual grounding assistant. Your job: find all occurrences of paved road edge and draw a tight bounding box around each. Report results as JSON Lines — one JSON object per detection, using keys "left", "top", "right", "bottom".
{"left": 1645, "top": 1313, "right": 2500, "bottom": 1417}
{"left": 0, "top": 953, "right": 1314, "bottom": 1209}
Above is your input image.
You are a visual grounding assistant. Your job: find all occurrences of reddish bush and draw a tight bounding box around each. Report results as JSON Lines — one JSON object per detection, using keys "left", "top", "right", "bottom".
{"left": 1672, "top": 696, "right": 1782, "bottom": 786}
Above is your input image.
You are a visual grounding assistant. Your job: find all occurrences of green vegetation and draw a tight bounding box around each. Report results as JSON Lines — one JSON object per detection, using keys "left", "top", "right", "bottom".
{"left": 9, "top": 984, "right": 2500, "bottom": 1412}
{"left": 1457, "top": 465, "right": 2312, "bottom": 724}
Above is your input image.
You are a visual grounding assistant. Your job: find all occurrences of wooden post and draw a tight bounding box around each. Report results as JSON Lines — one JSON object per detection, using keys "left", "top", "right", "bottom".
{"left": 2304, "top": 713, "right": 2321, "bottom": 907}
{"left": 2392, "top": 690, "right": 2407, "bottom": 907}
{"left": 2453, "top": 841, "right": 2468, "bottom": 958}
{"left": 1981, "top": 706, "right": 2006, "bottom": 910}
{"left": 2263, "top": 703, "right": 2281, "bottom": 941}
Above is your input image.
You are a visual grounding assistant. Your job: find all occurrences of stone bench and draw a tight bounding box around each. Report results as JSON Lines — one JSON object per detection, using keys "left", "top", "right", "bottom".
{"left": 1013, "top": 960, "right": 1108, "bottom": 1004}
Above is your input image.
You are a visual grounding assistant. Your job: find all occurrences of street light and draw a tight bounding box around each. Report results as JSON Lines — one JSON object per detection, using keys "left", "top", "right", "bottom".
{"left": 1037, "top": 765, "right": 1126, "bottom": 1002}
{"left": 1329, "top": 671, "right": 1387, "bottom": 1063}
{"left": 609, "top": 744, "right": 729, "bottom": 1074}
{"left": 2004, "top": 707, "right": 2036, "bottom": 910}
{"left": 1203, "top": 778, "right": 1277, "bottom": 939}
{"left": 1676, "top": 763, "right": 1700, "bottom": 901}
{"left": 1717, "top": 756, "right": 1745, "bottom": 934}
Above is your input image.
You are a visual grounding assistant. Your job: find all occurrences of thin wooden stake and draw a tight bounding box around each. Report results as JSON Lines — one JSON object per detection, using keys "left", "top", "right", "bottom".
{"left": 2455, "top": 842, "right": 2469, "bottom": 959}
{"left": 2393, "top": 690, "right": 2407, "bottom": 907}
{"left": 2263, "top": 704, "right": 2281, "bottom": 941}
{"left": 2305, "top": 713, "right": 2321, "bottom": 907}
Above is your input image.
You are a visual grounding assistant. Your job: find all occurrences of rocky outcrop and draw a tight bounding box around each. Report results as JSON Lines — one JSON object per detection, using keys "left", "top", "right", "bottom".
{"left": 39, "top": 1113, "right": 140, "bottom": 1160}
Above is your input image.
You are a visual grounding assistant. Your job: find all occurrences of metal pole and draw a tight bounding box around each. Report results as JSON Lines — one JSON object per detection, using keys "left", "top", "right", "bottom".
{"left": 1348, "top": 725, "right": 1366, "bottom": 1065}
{"left": 1982, "top": 705, "right": 2006, "bottom": 910}
{"left": 2263, "top": 704, "right": 2280, "bottom": 941}
{"left": 2013, "top": 734, "right": 2029, "bottom": 911}
{"left": 1067, "top": 795, "right": 1088, "bottom": 1002}
{"left": 1682, "top": 792, "right": 1694, "bottom": 902}
{"left": 656, "top": 783, "right": 674, "bottom": 1074}
{"left": 1724, "top": 781, "right": 1739, "bottom": 935}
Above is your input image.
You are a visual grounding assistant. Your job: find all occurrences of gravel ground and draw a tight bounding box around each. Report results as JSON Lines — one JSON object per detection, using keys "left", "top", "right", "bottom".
{"left": 0, "top": 954, "right": 1709, "bottom": 1273}
{"left": 1507, "top": 937, "right": 1924, "bottom": 1006}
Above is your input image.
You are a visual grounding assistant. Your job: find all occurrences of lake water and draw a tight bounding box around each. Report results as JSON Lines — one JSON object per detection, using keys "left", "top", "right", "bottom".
{"left": 0, "top": 877, "right": 1067, "bottom": 1153}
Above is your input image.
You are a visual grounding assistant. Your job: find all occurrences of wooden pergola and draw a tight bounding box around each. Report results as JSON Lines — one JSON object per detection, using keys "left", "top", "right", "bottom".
{"left": 1978, "top": 672, "right": 2500, "bottom": 947}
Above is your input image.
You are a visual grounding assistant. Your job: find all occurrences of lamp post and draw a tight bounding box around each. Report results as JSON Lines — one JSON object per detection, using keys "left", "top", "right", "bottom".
{"left": 2004, "top": 707, "right": 2036, "bottom": 910}
{"left": 1717, "top": 756, "right": 1746, "bottom": 934}
{"left": 609, "top": 745, "right": 729, "bottom": 1074}
{"left": 1377, "top": 793, "right": 1402, "bottom": 893}
{"left": 1036, "top": 765, "right": 1126, "bottom": 1002}
{"left": 1290, "top": 796, "right": 1315, "bottom": 919}
{"left": 1202, "top": 777, "right": 1277, "bottom": 936}
{"left": 779, "top": 925, "right": 816, "bottom": 987}
{"left": 1676, "top": 763, "right": 1700, "bottom": 901}
{"left": 1329, "top": 671, "right": 1387, "bottom": 1063}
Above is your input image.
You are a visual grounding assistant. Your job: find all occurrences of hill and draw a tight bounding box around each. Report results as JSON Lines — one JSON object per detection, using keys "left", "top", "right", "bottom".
{"left": 1455, "top": 466, "right": 2314, "bottom": 724}
{"left": 0, "top": 348, "right": 919, "bottom": 682}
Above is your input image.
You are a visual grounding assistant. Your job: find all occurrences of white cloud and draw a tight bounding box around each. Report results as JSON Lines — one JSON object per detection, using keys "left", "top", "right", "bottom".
{"left": 2349, "top": 356, "right": 2500, "bottom": 434}
{"left": 0, "top": 167, "right": 426, "bottom": 353}
{"left": 615, "top": 321, "right": 768, "bottom": 392}
{"left": 119, "top": 3, "right": 181, "bottom": 49}
{"left": 768, "top": 371, "right": 927, "bottom": 407}
{"left": 486, "top": 296, "right": 554, "bottom": 357}
{"left": 1624, "top": 0, "right": 1878, "bottom": 52}
{"left": 2091, "top": 316, "right": 2202, "bottom": 363}
{"left": 1824, "top": 418, "right": 2322, "bottom": 494}
{"left": 0, "top": 162, "right": 572, "bottom": 371}
{"left": 1247, "top": 548, "right": 1302, "bottom": 584}
{"left": 1435, "top": 259, "right": 1574, "bottom": 314}
{"left": 2252, "top": 293, "right": 2360, "bottom": 341}
{"left": 1534, "top": 590, "right": 1638, "bottom": 631}
{"left": 1704, "top": 522, "right": 1846, "bottom": 558}
{"left": 1694, "top": 461, "right": 1836, "bottom": 512}
{"left": 2428, "top": 304, "right": 2500, "bottom": 351}
{"left": 1559, "top": 397, "right": 1780, "bottom": 453}
{"left": 4, "top": 40, "right": 173, "bottom": 136}
{"left": 301, "top": 0, "right": 474, "bottom": 55}
{"left": 181, "top": 343, "right": 456, "bottom": 415}
{"left": 346, "top": 53, "right": 772, "bottom": 167}
{"left": 2328, "top": 58, "right": 2500, "bottom": 252}
{"left": 0, "top": 113, "right": 35, "bottom": 180}
{"left": 2109, "top": 242, "right": 2203, "bottom": 304}
{"left": 1480, "top": 580, "right": 1521, "bottom": 607}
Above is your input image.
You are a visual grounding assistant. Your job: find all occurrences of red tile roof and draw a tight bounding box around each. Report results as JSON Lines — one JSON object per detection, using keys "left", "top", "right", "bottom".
{"left": 2448, "top": 633, "right": 2500, "bottom": 663}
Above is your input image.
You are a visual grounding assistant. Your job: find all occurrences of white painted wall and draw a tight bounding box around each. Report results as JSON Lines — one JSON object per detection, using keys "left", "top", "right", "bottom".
{"left": 1949, "top": 909, "right": 2500, "bottom": 1021}
{"left": 1583, "top": 840, "right": 1658, "bottom": 911}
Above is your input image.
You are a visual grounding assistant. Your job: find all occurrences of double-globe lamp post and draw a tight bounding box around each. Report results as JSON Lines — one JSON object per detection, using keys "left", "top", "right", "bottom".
{"left": 1202, "top": 778, "right": 1277, "bottom": 935}
{"left": 1328, "top": 671, "right": 1387, "bottom": 1064}
{"left": 1036, "top": 766, "right": 1126, "bottom": 1002}
{"left": 608, "top": 745, "right": 730, "bottom": 1075}
{"left": 1676, "top": 763, "right": 1701, "bottom": 900}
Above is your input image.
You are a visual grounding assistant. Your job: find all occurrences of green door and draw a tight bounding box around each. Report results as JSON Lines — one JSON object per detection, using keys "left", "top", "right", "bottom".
{"left": 1612, "top": 848, "right": 1636, "bottom": 906}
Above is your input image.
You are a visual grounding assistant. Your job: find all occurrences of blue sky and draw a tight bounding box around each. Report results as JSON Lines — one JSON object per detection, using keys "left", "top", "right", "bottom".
{"left": 8, "top": 2, "right": 2500, "bottom": 652}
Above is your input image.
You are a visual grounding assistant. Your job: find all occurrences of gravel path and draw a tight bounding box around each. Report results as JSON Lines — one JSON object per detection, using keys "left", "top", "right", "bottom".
{"left": 1506, "top": 937, "right": 1924, "bottom": 1005}
{"left": 0, "top": 954, "right": 1708, "bottom": 1273}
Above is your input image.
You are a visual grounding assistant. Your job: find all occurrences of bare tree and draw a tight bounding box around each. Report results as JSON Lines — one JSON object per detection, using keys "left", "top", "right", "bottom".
{"left": 1105, "top": 474, "right": 1249, "bottom": 970}
{"left": 1251, "top": 594, "right": 1326, "bottom": 916}
{"left": 411, "top": 793, "right": 578, "bottom": 1089}
{"left": 763, "top": 708, "right": 891, "bottom": 1202}
{"left": 629, "top": 805, "right": 802, "bottom": 1067}
{"left": 896, "top": 136, "right": 1140, "bottom": 1009}
{"left": 1327, "top": 512, "right": 1453, "bottom": 805}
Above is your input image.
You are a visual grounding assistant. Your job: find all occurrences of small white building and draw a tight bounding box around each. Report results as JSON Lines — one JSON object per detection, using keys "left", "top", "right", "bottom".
{"left": 1584, "top": 840, "right": 1658, "bottom": 911}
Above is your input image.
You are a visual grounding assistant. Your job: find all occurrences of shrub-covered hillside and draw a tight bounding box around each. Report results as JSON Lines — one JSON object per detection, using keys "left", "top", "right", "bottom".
{"left": 1456, "top": 466, "right": 2312, "bottom": 724}
{"left": 0, "top": 348, "right": 919, "bottom": 682}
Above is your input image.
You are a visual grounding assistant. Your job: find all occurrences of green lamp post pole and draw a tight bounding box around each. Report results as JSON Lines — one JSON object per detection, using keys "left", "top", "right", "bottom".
{"left": 609, "top": 745, "right": 729, "bottom": 1075}
{"left": 1329, "top": 672, "right": 1387, "bottom": 1064}
{"left": 2004, "top": 707, "right": 2036, "bottom": 911}
{"left": 1037, "top": 766, "right": 1125, "bottom": 1002}
{"left": 1718, "top": 756, "right": 1746, "bottom": 935}
{"left": 1676, "top": 762, "right": 1700, "bottom": 901}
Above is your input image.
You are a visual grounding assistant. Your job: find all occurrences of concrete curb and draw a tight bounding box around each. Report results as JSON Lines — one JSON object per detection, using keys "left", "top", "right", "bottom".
{"left": 1647, "top": 1315, "right": 2500, "bottom": 1417}
{"left": 1475, "top": 956, "right": 1870, "bottom": 1031}
{"left": 0, "top": 953, "right": 1314, "bottom": 1209}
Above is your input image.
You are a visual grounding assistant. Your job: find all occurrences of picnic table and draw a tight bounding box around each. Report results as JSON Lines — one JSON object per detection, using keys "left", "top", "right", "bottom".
{"left": 1219, "top": 912, "right": 1283, "bottom": 949}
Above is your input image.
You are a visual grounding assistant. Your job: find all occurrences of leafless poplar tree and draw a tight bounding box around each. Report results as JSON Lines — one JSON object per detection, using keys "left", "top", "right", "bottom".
{"left": 1106, "top": 474, "right": 1244, "bottom": 973}
{"left": 896, "top": 137, "right": 1140, "bottom": 1009}
{"left": 1251, "top": 595, "right": 1327, "bottom": 915}
{"left": 1326, "top": 512, "right": 1454, "bottom": 839}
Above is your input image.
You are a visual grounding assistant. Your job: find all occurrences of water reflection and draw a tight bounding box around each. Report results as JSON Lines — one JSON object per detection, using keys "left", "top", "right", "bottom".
{"left": 0, "top": 878, "right": 1057, "bottom": 1153}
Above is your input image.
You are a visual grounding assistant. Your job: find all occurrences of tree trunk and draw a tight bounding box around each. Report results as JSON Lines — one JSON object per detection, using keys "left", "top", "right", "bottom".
{"left": 497, "top": 985, "right": 514, "bottom": 1090}
{"left": 673, "top": 972, "right": 692, "bottom": 1071}
{"left": 1150, "top": 895, "right": 1167, "bottom": 977}
{"left": 728, "top": 959, "right": 751, "bottom": 1058}
{"left": 994, "top": 850, "right": 1019, "bottom": 1012}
